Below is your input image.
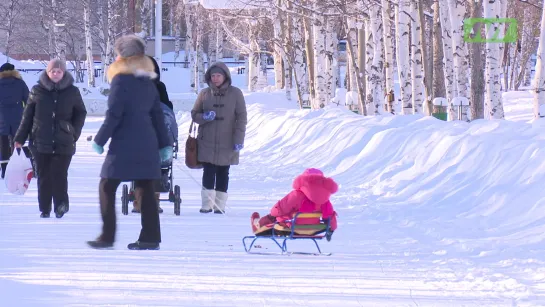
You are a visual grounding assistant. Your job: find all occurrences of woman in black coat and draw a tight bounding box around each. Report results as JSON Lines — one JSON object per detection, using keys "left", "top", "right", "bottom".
{"left": 87, "top": 35, "right": 171, "bottom": 251}
{"left": 0, "top": 63, "right": 29, "bottom": 178}
{"left": 14, "top": 59, "right": 87, "bottom": 218}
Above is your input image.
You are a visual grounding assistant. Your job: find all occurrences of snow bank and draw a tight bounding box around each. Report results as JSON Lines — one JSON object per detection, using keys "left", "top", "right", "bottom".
{"left": 180, "top": 102, "right": 545, "bottom": 258}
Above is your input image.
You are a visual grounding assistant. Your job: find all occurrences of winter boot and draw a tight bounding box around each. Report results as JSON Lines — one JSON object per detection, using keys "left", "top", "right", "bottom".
{"left": 251, "top": 212, "right": 260, "bottom": 233}
{"left": 199, "top": 189, "right": 215, "bottom": 213}
{"left": 55, "top": 202, "right": 68, "bottom": 218}
{"left": 127, "top": 241, "right": 160, "bottom": 250}
{"left": 214, "top": 191, "right": 228, "bottom": 214}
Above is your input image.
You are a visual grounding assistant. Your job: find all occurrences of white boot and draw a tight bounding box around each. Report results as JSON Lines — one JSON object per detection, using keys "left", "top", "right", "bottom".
{"left": 214, "top": 191, "right": 228, "bottom": 214}
{"left": 200, "top": 189, "right": 215, "bottom": 213}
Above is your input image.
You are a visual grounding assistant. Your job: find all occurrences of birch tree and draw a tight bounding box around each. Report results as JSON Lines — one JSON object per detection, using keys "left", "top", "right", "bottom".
{"left": 432, "top": 0, "right": 445, "bottom": 100}
{"left": 533, "top": 5, "right": 545, "bottom": 118}
{"left": 0, "top": 0, "right": 22, "bottom": 61}
{"left": 448, "top": 0, "right": 470, "bottom": 121}
{"left": 381, "top": 0, "right": 394, "bottom": 112}
{"left": 184, "top": 2, "right": 196, "bottom": 87}
{"left": 483, "top": 0, "right": 504, "bottom": 119}
{"left": 396, "top": 0, "right": 412, "bottom": 115}
{"left": 104, "top": 0, "right": 117, "bottom": 83}
{"left": 369, "top": 5, "right": 384, "bottom": 115}
{"left": 438, "top": 0, "right": 455, "bottom": 119}
{"left": 139, "top": 0, "right": 151, "bottom": 39}
{"left": 52, "top": 0, "right": 66, "bottom": 61}
{"left": 410, "top": 0, "right": 424, "bottom": 114}
{"left": 313, "top": 3, "right": 328, "bottom": 108}
{"left": 83, "top": 0, "right": 95, "bottom": 87}
{"left": 173, "top": 0, "right": 183, "bottom": 64}
{"left": 216, "top": 27, "right": 224, "bottom": 61}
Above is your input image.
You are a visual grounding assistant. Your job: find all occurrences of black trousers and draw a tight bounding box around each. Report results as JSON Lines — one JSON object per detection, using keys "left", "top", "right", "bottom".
{"left": 33, "top": 152, "right": 72, "bottom": 214}
{"left": 202, "top": 162, "right": 230, "bottom": 192}
{"left": 0, "top": 135, "right": 13, "bottom": 178}
{"left": 98, "top": 178, "right": 161, "bottom": 243}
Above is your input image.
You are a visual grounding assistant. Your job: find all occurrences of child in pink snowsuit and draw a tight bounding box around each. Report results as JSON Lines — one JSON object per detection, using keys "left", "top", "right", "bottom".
{"left": 252, "top": 168, "right": 338, "bottom": 234}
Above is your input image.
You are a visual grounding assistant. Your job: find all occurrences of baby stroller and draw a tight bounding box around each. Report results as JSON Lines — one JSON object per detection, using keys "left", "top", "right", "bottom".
{"left": 120, "top": 142, "right": 182, "bottom": 216}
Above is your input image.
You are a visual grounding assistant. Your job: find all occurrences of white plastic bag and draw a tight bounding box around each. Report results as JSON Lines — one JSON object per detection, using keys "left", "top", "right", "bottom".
{"left": 5, "top": 148, "right": 34, "bottom": 195}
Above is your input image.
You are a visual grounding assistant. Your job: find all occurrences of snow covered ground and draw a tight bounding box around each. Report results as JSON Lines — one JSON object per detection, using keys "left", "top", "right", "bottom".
{"left": 1, "top": 52, "right": 544, "bottom": 305}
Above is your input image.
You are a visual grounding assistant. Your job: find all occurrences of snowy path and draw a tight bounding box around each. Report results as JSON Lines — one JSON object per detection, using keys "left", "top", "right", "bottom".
{"left": 1, "top": 114, "right": 544, "bottom": 306}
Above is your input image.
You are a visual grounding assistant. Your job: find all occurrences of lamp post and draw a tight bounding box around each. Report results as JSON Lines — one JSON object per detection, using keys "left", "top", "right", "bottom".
{"left": 155, "top": 0, "right": 162, "bottom": 70}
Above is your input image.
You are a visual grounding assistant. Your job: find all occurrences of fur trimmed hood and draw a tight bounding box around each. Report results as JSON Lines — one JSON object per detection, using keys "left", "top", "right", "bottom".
{"left": 292, "top": 169, "right": 338, "bottom": 205}
{"left": 0, "top": 70, "right": 22, "bottom": 80}
{"left": 38, "top": 70, "right": 75, "bottom": 91}
{"left": 106, "top": 56, "right": 157, "bottom": 83}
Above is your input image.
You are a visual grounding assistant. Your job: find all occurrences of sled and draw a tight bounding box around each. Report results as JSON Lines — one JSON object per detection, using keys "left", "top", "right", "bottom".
{"left": 242, "top": 212, "right": 333, "bottom": 256}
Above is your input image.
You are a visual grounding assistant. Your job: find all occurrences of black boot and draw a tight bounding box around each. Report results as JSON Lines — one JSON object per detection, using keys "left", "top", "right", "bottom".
{"left": 87, "top": 240, "right": 114, "bottom": 249}
{"left": 1, "top": 162, "right": 6, "bottom": 179}
{"left": 55, "top": 203, "right": 68, "bottom": 218}
{"left": 127, "top": 241, "right": 160, "bottom": 250}
{"left": 40, "top": 212, "right": 50, "bottom": 218}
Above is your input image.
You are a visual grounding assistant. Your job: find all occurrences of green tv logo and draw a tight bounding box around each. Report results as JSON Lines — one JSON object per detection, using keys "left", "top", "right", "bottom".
{"left": 463, "top": 18, "right": 518, "bottom": 43}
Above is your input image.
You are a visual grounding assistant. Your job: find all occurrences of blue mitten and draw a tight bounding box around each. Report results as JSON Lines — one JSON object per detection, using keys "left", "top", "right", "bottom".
{"left": 160, "top": 146, "right": 173, "bottom": 163}
{"left": 202, "top": 110, "right": 216, "bottom": 121}
{"left": 92, "top": 141, "right": 104, "bottom": 154}
{"left": 234, "top": 144, "right": 244, "bottom": 152}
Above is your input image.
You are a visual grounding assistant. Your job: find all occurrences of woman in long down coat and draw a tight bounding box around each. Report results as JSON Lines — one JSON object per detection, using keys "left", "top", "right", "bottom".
{"left": 191, "top": 62, "right": 247, "bottom": 214}
{"left": 0, "top": 63, "right": 29, "bottom": 178}
{"left": 87, "top": 35, "right": 171, "bottom": 250}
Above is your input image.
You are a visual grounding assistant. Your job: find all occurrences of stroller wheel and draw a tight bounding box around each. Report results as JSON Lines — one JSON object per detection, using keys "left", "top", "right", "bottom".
{"left": 174, "top": 185, "right": 181, "bottom": 216}
{"left": 121, "top": 184, "right": 129, "bottom": 215}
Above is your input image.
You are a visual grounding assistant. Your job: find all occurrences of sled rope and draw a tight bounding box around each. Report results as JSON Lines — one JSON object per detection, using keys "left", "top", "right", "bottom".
{"left": 172, "top": 159, "right": 228, "bottom": 215}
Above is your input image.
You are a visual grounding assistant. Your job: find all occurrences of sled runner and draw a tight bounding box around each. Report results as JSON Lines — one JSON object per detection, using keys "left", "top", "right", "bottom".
{"left": 242, "top": 212, "right": 333, "bottom": 256}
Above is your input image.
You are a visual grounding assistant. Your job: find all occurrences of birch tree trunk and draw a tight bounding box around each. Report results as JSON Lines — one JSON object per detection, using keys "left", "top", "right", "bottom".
{"left": 3, "top": 0, "right": 16, "bottom": 61}
{"left": 357, "top": 25, "right": 367, "bottom": 114}
{"left": 448, "top": 0, "right": 470, "bottom": 121}
{"left": 104, "top": 0, "right": 116, "bottom": 83}
{"left": 39, "top": 0, "right": 54, "bottom": 59}
{"left": 484, "top": 0, "right": 505, "bottom": 119}
{"left": 216, "top": 27, "right": 224, "bottom": 61}
{"left": 184, "top": 4, "right": 195, "bottom": 86}
{"left": 347, "top": 25, "right": 358, "bottom": 92}
{"left": 140, "top": 0, "right": 151, "bottom": 39}
{"left": 532, "top": 6, "right": 545, "bottom": 118}
{"left": 173, "top": 2, "right": 182, "bottom": 65}
{"left": 313, "top": 9, "right": 328, "bottom": 108}
{"left": 303, "top": 15, "right": 316, "bottom": 106}
{"left": 418, "top": 0, "right": 432, "bottom": 115}
{"left": 370, "top": 5, "right": 385, "bottom": 114}
{"left": 364, "top": 19, "right": 375, "bottom": 114}
{"left": 248, "top": 24, "right": 260, "bottom": 92}
{"left": 432, "top": 0, "right": 445, "bottom": 100}
{"left": 396, "top": 0, "right": 412, "bottom": 115}
{"left": 325, "top": 15, "right": 338, "bottom": 100}
{"left": 97, "top": 0, "right": 107, "bottom": 84}
{"left": 52, "top": 0, "right": 66, "bottom": 61}
{"left": 195, "top": 8, "right": 205, "bottom": 91}
{"left": 410, "top": 0, "right": 425, "bottom": 114}
{"left": 208, "top": 22, "right": 217, "bottom": 65}
{"left": 381, "top": 0, "right": 394, "bottom": 112}
{"left": 515, "top": 6, "right": 538, "bottom": 90}
{"left": 438, "top": 0, "right": 455, "bottom": 119}
{"left": 273, "top": 2, "right": 284, "bottom": 89}
{"left": 292, "top": 10, "right": 309, "bottom": 107}
{"left": 84, "top": 0, "right": 95, "bottom": 87}
{"left": 469, "top": 0, "right": 484, "bottom": 120}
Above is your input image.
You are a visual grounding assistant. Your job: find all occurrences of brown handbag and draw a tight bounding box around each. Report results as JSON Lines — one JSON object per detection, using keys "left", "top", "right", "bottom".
{"left": 185, "top": 121, "right": 203, "bottom": 169}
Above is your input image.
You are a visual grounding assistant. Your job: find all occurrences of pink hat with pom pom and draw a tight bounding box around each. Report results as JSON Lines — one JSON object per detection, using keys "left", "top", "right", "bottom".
{"left": 303, "top": 168, "right": 323, "bottom": 176}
